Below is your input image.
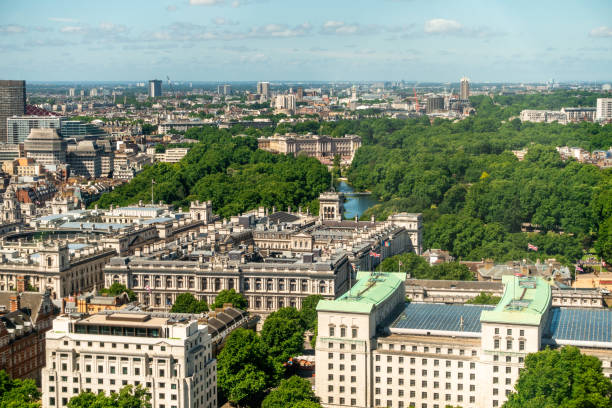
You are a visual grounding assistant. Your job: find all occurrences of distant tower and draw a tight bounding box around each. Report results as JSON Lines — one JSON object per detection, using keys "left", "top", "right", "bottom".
{"left": 319, "top": 191, "right": 344, "bottom": 222}
{"left": 149, "top": 80, "right": 162, "bottom": 98}
{"left": 0, "top": 80, "right": 26, "bottom": 143}
{"left": 257, "top": 82, "right": 270, "bottom": 97}
{"left": 460, "top": 77, "right": 470, "bottom": 101}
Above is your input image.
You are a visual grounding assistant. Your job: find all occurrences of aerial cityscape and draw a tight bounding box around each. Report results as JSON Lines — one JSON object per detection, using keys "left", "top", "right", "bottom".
{"left": 1, "top": 1, "right": 612, "bottom": 407}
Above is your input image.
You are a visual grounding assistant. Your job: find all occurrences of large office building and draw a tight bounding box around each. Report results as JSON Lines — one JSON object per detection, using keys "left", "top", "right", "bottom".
{"left": 60, "top": 120, "right": 106, "bottom": 140}
{"left": 42, "top": 309, "right": 217, "bottom": 408}
{"left": 315, "top": 272, "right": 612, "bottom": 408}
{"left": 0, "top": 80, "right": 26, "bottom": 143}
{"left": 460, "top": 77, "right": 470, "bottom": 101}
{"left": 426, "top": 96, "right": 445, "bottom": 114}
{"left": 596, "top": 98, "right": 612, "bottom": 122}
{"left": 149, "top": 80, "right": 162, "bottom": 98}
{"left": 6, "top": 115, "right": 65, "bottom": 144}
{"left": 24, "top": 128, "right": 67, "bottom": 166}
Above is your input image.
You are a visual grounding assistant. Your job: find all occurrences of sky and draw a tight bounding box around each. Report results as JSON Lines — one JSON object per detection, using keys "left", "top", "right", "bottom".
{"left": 1, "top": 0, "right": 611, "bottom": 82}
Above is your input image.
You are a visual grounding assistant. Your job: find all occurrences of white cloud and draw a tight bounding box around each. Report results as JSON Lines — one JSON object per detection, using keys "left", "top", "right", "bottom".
{"left": 48, "top": 17, "right": 76, "bottom": 23}
{"left": 212, "top": 17, "right": 238, "bottom": 26}
{"left": 0, "top": 25, "right": 27, "bottom": 34}
{"left": 189, "top": 0, "right": 225, "bottom": 5}
{"left": 60, "top": 26, "right": 86, "bottom": 33}
{"left": 166, "top": 5, "right": 178, "bottom": 12}
{"left": 424, "top": 18, "right": 463, "bottom": 34}
{"left": 320, "top": 21, "right": 379, "bottom": 36}
{"left": 589, "top": 26, "right": 612, "bottom": 37}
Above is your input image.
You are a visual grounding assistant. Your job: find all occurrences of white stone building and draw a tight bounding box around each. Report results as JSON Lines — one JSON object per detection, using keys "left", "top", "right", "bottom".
{"left": 42, "top": 310, "right": 216, "bottom": 408}
{"left": 315, "top": 272, "right": 612, "bottom": 408}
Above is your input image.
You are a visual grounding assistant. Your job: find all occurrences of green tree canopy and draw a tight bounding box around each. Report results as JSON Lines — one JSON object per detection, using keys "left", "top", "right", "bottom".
{"left": 261, "top": 308, "right": 305, "bottom": 365}
{"left": 465, "top": 292, "right": 501, "bottom": 305}
{"left": 377, "top": 253, "right": 474, "bottom": 281}
{"left": 218, "top": 328, "right": 281, "bottom": 407}
{"left": 0, "top": 370, "right": 40, "bottom": 408}
{"left": 503, "top": 346, "right": 612, "bottom": 408}
{"left": 211, "top": 288, "right": 247, "bottom": 310}
{"left": 170, "top": 293, "right": 209, "bottom": 313}
{"left": 261, "top": 376, "right": 320, "bottom": 408}
{"left": 99, "top": 282, "right": 137, "bottom": 302}
{"left": 67, "top": 385, "right": 151, "bottom": 408}
{"left": 300, "top": 295, "right": 323, "bottom": 331}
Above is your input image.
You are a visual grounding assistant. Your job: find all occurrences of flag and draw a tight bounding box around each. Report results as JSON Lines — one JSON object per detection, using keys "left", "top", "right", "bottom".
{"left": 398, "top": 261, "right": 403, "bottom": 266}
{"left": 152, "top": 179, "right": 156, "bottom": 184}
{"left": 527, "top": 243, "right": 538, "bottom": 251}
{"left": 369, "top": 251, "right": 381, "bottom": 258}
{"left": 603, "top": 261, "right": 607, "bottom": 267}
{"left": 384, "top": 241, "right": 390, "bottom": 247}
{"left": 145, "top": 285, "right": 151, "bottom": 293}
{"left": 575, "top": 265, "right": 584, "bottom": 272}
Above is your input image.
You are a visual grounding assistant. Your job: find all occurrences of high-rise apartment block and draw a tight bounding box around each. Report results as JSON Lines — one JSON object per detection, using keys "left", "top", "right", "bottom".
{"left": 257, "top": 81, "right": 270, "bottom": 97}
{"left": 68, "top": 88, "right": 76, "bottom": 97}
{"left": 149, "top": 80, "right": 162, "bottom": 98}
{"left": 315, "top": 273, "right": 612, "bottom": 408}
{"left": 596, "top": 98, "right": 612, "bottom": 122}
{"left": 42, "top": 309, "right": 217, "bottom": 408}
{"left": 0, "top": 80, "right": 26, "bottom": 143}
{"left": 275, "top": 94, "right": 296, "bottom": 111}
{"left": 426, "top": 96, "right": 445, "bottom": 113}
{"left": 460, "top": 77, "right": 470, "bottom": 100}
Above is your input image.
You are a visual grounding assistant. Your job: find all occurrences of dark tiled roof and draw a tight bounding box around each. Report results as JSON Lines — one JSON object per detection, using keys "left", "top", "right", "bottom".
{"left": 391, "top": 303, "right": 494, "bottom": 333}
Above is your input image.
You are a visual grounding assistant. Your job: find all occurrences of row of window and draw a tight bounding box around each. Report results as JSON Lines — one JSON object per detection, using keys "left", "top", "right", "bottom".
{"left": 329, "top": 326, "right": 358, "bottom": 338}
{"left": 377, "top": 343, "right": 477, "bottom": 356}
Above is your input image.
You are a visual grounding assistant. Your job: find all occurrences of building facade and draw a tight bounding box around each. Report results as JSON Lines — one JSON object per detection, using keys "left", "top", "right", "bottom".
{"left": 596, "top": 98, "right": 612, "bottom": 122}
{"left": 24, "top": 128, "right": 66, "bottom": 166}
{"left": 42, "top": 309, "right": 216, "bottom": 408}
{"left": 258, "top": 134, "right": 362, "bottom": 165}
{"left": 460, "top": 77, "right": 470, "bottom": 101}
{"left": 0, "top": 80, "right": 26, "bottom": 143}
{"left": 6, "top": 116, "right": 64, "bottom": 144}
{"left": 149, "top": 80, "right": 162, "bottom": 98}
{"left": 315, "top": 273, "right": 612, "bottom": 408}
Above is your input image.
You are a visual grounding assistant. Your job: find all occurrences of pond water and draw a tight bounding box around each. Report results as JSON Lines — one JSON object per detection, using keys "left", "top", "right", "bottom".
{"left": 337, "top": 181, "right": 380, "bottom": 220}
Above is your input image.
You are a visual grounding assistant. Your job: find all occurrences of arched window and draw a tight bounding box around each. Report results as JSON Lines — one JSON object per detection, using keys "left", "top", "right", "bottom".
{"left": 155, "top": 277, "right": 161, "bottom": 288}
{"left": 132, "top": 277, "right": 139, "bottom": 287}
{"left": 228, "top": 279, "right": 234, "bottom": 290}
{"left": 113, "top": 275, "right": 120, "bottom": 284}
{"left": 301, "top": 280, "right": 308, "bottom": 292}
{"left": 214, "top": 278, "right": 221, "bottom": 291}
{"left": 255, "top": 278, "right": 262, "bottom": 290}
{"left": 176, "top": 277, "right": 183, "bottom": 288}
{"left": 319, "top": 280, "right": 326, "bottom": 294}
{"left": 47, "top": 257, "right": 53, "bottom": 267}
{"left": 166, "top": 277, "right": 173, "bottom": 288}
{"left": 201, "top": 278, "right": 207, "bottom": 290}
{"left": 290, "top": 279, "right": 296, "bottom": 292}
{"left": 244, "top": 279, "right": 250, "bottom": 290}
{"left": 266, "top": 279, "right": 273, "bottom": 291}
{"left": 278, "top": 279, "right": 285, "bottom": 291}
{"left": 188, "top": 277, "right": 195, "bottom": 289}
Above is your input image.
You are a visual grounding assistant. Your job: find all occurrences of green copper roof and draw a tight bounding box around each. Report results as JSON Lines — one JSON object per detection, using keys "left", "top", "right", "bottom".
{"left": 480, "top": 275, "right": 552, "bottom": 326}
{"left": 317, "top": 271, "right": 406, "bottom": 314}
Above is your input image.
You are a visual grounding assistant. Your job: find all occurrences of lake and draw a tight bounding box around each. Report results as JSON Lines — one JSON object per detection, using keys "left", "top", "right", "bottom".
{"left": 337, "top": 180, "right": 380, "bottom": 220}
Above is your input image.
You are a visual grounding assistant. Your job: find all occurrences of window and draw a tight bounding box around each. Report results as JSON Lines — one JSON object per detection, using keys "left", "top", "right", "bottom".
{"left": 352, "top": 328, "right": 357, "bottom": 338}
{"left": 495, "top": 328, "right": 500, "bottom": 334}
{"left": 329, "top": 326, "right": 335, "bottom": 336}
{"left": 507, "top": 339, "right": 513, "bottom": 350}
{"left": 507, "top": 328, "right": 512, "bottom": 335}
{"left": 520, "top": 329, "right": 525, "bottom": 336}
{"left": 519, "top": 340, "right": 525, "bottom": 351}
{"left": 341, "top": 327, "right": 346, "bottom": 337}
{"left": 494, "top": 339, "right": 500, "bottom": 349}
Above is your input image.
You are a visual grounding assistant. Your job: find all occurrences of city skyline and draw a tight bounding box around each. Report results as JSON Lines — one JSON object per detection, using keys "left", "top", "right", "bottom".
{"left": 0, "top": 0, "right": 611, "bottom": 82}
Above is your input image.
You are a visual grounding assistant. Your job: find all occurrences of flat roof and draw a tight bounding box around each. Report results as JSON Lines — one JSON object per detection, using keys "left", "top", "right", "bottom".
{"left": 317, "top": 271, "right": 405, "bottom": 314}
{"left": 77, "top": 313, "right": 168, "bottom": 328}
{"left": 391, "top": 303, "right": 493, "bottom": 333}
{"left": 549, "top": 307, "right": 612, "bottom": 343}
{"left": 480, "top": 275, "right": 551, "bottom": 326}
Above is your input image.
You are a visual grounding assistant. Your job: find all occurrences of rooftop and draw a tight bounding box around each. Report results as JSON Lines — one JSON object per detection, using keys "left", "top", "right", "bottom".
{"left": 391, "top": 303, "right": 493, "bottom": 334}
{"left": 549, "top": 307, "right": 612, "bottom": 343}
{"left": 480, "top": 275, "right": 552, "bottom": 326}
{"left": 317, "top": 271, "right": 405, "bottom": 314}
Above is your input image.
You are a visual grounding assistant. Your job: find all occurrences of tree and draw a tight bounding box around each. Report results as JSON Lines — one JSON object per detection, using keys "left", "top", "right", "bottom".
{"left": 170, "top": 293, "right": 209, "bottom": 313}
{"left": 300, "top": 295, "right": 323, "bottom": 331}
{"left": 0, "top": 370, "right": 40, "bottom": 408}
{"left": 261, "top": 376, "right": 320, "bottom": 408}
{"left": 503, "top": 346, "right": 612, "bottom": 408}
{"left": 465, "top": 292, "right": 501, "bottom": 305}
{"left": 217, "top": 328, "right": 281, "bottom": 407}
{"left": 211, "top": 288, "right": 247, "bottom": 310}
{"left": 261, "top": 308, "right": 305, "bottom": 365}
{"left": 68, "top": 385, "right": 151, "bottom": 408}
{"left": 99, "top": 282, "right": 137, "bottom": 302}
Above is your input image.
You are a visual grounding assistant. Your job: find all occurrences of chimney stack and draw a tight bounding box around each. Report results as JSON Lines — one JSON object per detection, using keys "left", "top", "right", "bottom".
{"left": 16, "top": 276, "right": 25, "bottom": 293}
{"left": 9, "top": 294, "right": 20, "bottom": 312}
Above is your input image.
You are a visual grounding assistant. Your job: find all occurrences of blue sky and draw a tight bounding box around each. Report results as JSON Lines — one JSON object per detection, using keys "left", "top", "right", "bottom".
{"left": 1, "top": 0, "right": 611, "bottom": 82}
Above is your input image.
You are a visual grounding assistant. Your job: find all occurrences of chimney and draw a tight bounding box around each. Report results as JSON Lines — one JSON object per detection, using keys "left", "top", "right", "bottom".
{"left": 16, "top": 276, "right": 25, "bottom": 293}
{"left": 9, "top": 294, "right": 20, "bottom": 312}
